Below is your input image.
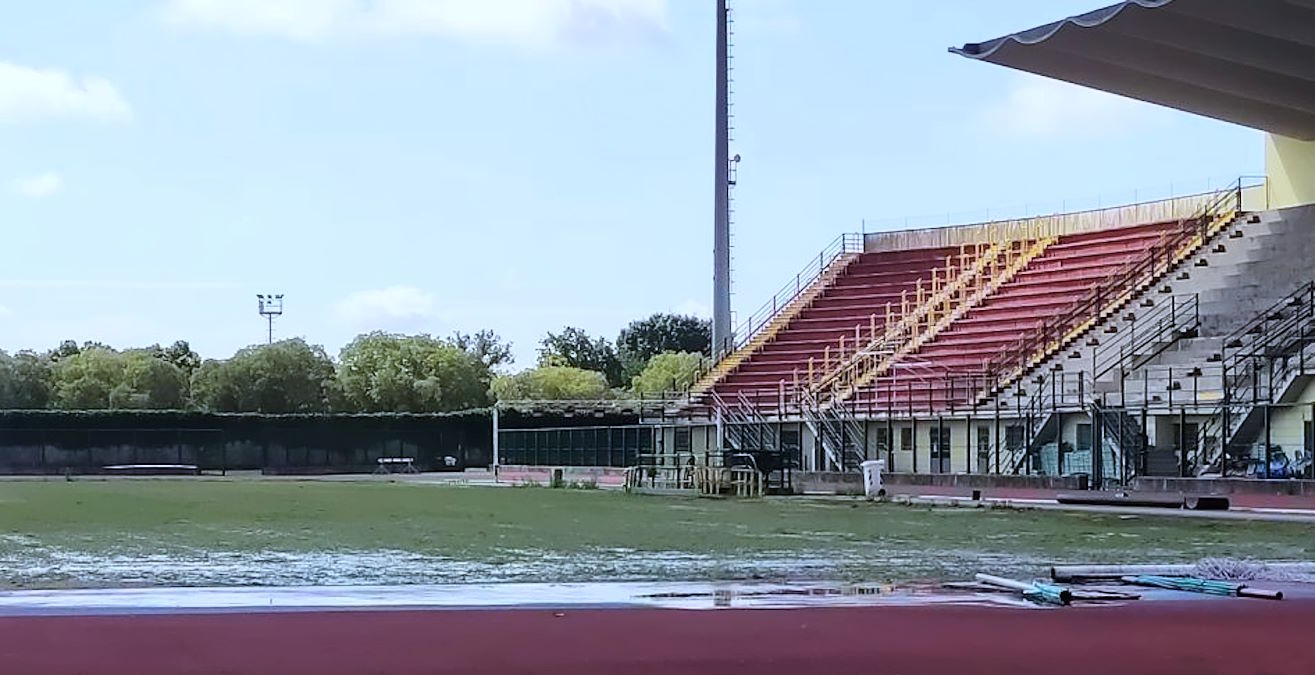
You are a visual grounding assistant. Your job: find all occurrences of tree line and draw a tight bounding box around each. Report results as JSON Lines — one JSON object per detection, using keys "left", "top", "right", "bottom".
{"left": 0, "top": 314, "right": 710, "bottom": 413}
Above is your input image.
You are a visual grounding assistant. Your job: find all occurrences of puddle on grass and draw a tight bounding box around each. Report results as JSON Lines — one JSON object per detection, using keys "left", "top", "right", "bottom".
{"left": 0, "top": 544, "right": 1052, "bottom": 590}
{"left": 6, "top": 542, "right": 1309, "bottom": 591}
{"left": 0, "top": 580, "right": 1045, "bottom": 616}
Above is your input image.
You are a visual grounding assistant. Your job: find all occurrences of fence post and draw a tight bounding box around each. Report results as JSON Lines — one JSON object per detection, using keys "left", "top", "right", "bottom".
{"left": 1179, "top": 407, "right": 1188, "bottom": 478}
{"left": 994, "top": 404, "right": 1001, "bottom": 475}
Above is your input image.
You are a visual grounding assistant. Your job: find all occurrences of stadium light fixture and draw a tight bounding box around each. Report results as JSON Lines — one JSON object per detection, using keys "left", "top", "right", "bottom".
{"left": 257, "top": 293, "right": 284, "bottom": 345}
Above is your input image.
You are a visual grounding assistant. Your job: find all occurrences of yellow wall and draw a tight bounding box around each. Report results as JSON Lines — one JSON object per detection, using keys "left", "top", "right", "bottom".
{"left": 1265, "top": 134, "right": 1315, "bottom": 209}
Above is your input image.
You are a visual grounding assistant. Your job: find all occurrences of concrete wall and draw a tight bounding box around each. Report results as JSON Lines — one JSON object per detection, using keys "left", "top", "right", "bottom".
{"left": 1128, "top": 476, "right": 1315, "bottom": 497}
{"left": 863, "top": 419, "right": 1003, "bottom": 475}
{"left": 1266, "top": 134, "right": 1315, "bottom": 209}
{"left": 1256, "top": 377, "right": 1315, "bottom": 453}
{"left": 864, "top": 191, "right": 1222, "bottom": 252}
{"left": 795, "top": 471, "right": 1086, "bottom": 495}
{"left": 799, "top": 471, "right": 1315, "bottom": 497}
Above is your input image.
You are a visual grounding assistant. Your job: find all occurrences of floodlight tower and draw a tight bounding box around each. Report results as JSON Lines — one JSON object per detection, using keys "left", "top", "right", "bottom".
{"left": 256, "top": 293, "right": 284, "bottom": 345}
{"left": 712, "top": 0, "right": 734, "bottom": 358}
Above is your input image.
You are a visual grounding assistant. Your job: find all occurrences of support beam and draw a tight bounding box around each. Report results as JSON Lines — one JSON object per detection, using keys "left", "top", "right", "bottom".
{"left": 712, "top": 0, "right": 733, "bottom": 356}
{"left": 491, "top": 406, "right": 500, "bottom": 478}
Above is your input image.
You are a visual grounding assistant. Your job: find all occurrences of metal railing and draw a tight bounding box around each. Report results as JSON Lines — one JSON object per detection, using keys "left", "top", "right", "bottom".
{"left": 1090, "top": 402, "right": 1146, "bottom": 486}
{"left": 1193, "top": 281, "right": 1315, "bottom": 476}
{"left": 711, "top": 390, "right": 782, "bottom": 454}
{"left": 972, "top": 178, "right": 1248, "bottom": 404}
{"left": 862, "top": 175, "right": 1267, "bottom": 234}
{"left": 805, "top": 241, "right": 1000, "bottom": 388}
{"left": 1089, "top": 294, "right": 1200, "bottom": 384}
{"left": 711, "top": 233, "right": 863, "bottom": 363}
{"left": 1003, "top": 371, "right": 1089, "bottom": 474}
{"left": 802, "top": 237, "right": 1055, "bottom": 406}
{"left": 798, "top": 386, "right": 865, "bottom": 472}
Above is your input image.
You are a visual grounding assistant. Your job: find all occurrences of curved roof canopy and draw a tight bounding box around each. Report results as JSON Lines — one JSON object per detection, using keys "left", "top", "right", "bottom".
{"left": 952, "top": 0, "right": 1315, "bottom": 140}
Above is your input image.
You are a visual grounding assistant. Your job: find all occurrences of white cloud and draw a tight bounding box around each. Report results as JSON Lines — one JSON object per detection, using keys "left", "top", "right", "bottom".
{"left": 9, "top": 172, "right": 64, "bottom": 199}
{"left": 0, "top": 62, "right": 132, "bottom": 124}
{"left": 0, "top": 305, "right": 9, "bottom": 317}
{"left": 163, "top": 0, "right": 669, "bottom": 47}
{"left": 982, "top": 76, "right": 1167, "bottom": 139}
{"left": 335, "top": 285, "right": 436, "bottom": 326}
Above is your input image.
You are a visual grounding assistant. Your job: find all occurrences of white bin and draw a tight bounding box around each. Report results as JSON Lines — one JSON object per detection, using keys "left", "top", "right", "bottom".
{"left": 861, "top": 459, "right": 885, "bottom": 499}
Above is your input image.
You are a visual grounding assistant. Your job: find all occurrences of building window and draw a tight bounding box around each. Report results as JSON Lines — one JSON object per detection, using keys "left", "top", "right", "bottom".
{"left": 1171, "top": 423, "right": 1200, "bottom": 453}
{"left": 977, "top": 425, "right": 991, "bottom": 472}
{"left": 1005, "top": 425, "right": 1025, "bottom": 471}
{"left": 929, "top": 426, "right": 951, "bottom": 472}
{"left": 780, "top": 426, "right": 800, "bottom": 453}
{"left": 675, "top": 427, "right": 691, "bottom": 454}
{"left": 874, "top": 426, "right": 891, "bottom": 456}
{"left": 928, "top": 427, "right": 951, "bottom": 457}
{"left": 1076, "top": 424, "right": 1092, "bottom": 455}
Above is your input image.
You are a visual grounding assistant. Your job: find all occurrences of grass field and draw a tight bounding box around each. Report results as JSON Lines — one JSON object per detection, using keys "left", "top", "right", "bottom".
{"left": 0, "top": 480, "right": 1311, "bottom": 589}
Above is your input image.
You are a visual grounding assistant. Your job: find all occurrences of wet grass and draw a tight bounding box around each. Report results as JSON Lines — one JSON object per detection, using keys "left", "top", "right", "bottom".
{"left": 0, "top": 480, "right": 1311, "bottom": 588}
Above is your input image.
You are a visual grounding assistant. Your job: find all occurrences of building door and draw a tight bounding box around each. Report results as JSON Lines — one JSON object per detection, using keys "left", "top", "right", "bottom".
{"left": 929, "top": 426, "right": 951, "bottom": 473}
{"left": 976, "top": 425, "right": 991, "bottom": 474}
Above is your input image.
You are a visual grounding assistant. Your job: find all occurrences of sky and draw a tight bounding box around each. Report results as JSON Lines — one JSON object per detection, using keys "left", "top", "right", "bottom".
{"left": 0, "top": 0, "right": 1264, "bottom": 369}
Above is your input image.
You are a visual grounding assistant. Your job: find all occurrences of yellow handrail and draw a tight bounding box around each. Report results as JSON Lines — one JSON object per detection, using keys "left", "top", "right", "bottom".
{"left": 688, "top": 249, "right": 864, "bottom": 395}
{"left": 807, "top": 235, "right": 1057, "bottom": 406}
{"left": 806, "top": 241, "right": 1005, "bottom": 393}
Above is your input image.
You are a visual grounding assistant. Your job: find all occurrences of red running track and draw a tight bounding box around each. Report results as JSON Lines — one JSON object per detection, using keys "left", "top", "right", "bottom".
{"left": 3, "top": 602, "right": 1314, "bottom": 675}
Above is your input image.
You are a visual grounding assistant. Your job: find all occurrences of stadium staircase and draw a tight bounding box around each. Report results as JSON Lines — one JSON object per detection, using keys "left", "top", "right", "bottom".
{"left": 799, "top": 388, "right": 867, "bottom": 471}
{"left": 964, "top": 185, "right": 1245, "bottom": 410}
{"left": 845, "top": 220, "right": 1185, "bottom": 414}
{"left": 1092, "top": 403, "right": 1149, "bottom": 483}
{"left": 1002, "top": 370, "right": 1086, "bottom": 475}
{"left": 1193, "top": 281, "right": 1315, "bottom": 476}
{"left": 689, "top": 233, "right": 865, "bottom": 398}
{"left": 998, "top": 293, "right": 1200, "bottom": 475}
{"left": 698, "top": 240, "right": 981, "bottom": 407}
{"left": 681, "top": 181, "right": 1263, "bottom": 477}
{"left": 801, "top": 236, "right": 1055, "bottom": 410}
{"left": 705, "top": 390, "right": 797, "bottom": 492}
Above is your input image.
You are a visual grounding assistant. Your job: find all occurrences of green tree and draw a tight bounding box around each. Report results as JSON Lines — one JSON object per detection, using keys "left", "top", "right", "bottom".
{"left": 631, "top": 351, "right": 703, "bottom": 396}
{"left": 337, "top": 332, "right": 492, "bottom": 413}
{"left": 538, "top": 327, "right": 622, "bottom": 387}
{"left": 191, "top": 339, "right": 337, "bottom": 413}
{"left": 48, "top": 340, "right": 81, "bottom": 362}
{"left": 50, "top": 347, "right": 189, "bottom": 410}
{"left": 0, "top": 351, "right": 53, "bottom": 409}
{"left": 110, "top": 351, "right": 189, "bottom": 409}
{"left": 150, "top": 340, "right": 202, "bottom": 379}
{"left": 617, "top": 314, "right": 711, "bottom": 381}
{"left": 51, "top": 348, "right": 125, "bottom": 409}
{"left": 491, "top": 366, "right": 610, "bottom": 401}
{"left": 449, "top": 330, "right": 514, "bottom": 372}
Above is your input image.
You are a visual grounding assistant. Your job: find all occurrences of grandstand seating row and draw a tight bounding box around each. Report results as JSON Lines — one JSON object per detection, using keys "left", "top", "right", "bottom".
{"left": 705, "top": 219, "right": 1184, "bottom": 411}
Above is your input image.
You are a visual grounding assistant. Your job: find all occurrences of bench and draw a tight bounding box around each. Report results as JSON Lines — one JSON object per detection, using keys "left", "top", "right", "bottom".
{"left": 374, "top": 457, "right": 419, "bottom": 475}
{"left": 102, "top": 464, "right": 200, "bottom": 476}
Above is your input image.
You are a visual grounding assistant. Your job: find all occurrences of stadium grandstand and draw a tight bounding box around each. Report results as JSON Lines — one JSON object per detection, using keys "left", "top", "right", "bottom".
{"left": 497, "top": 0, "right": 1315, "bottom": 492}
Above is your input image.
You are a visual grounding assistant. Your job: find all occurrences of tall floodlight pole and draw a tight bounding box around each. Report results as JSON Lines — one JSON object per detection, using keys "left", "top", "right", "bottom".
{"left": 256, "top": 293, "right": 284, "bottom": 345}
{"left": 712, "top": 0, "right": 733, "bottom": 359}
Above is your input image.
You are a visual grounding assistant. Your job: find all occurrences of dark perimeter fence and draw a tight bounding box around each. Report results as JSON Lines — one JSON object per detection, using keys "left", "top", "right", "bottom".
{"left": 496, "top": 425, "right": 655, "bottom": 468}
{"left": 0, "top": 411, "right": 492, "bottom": 475}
